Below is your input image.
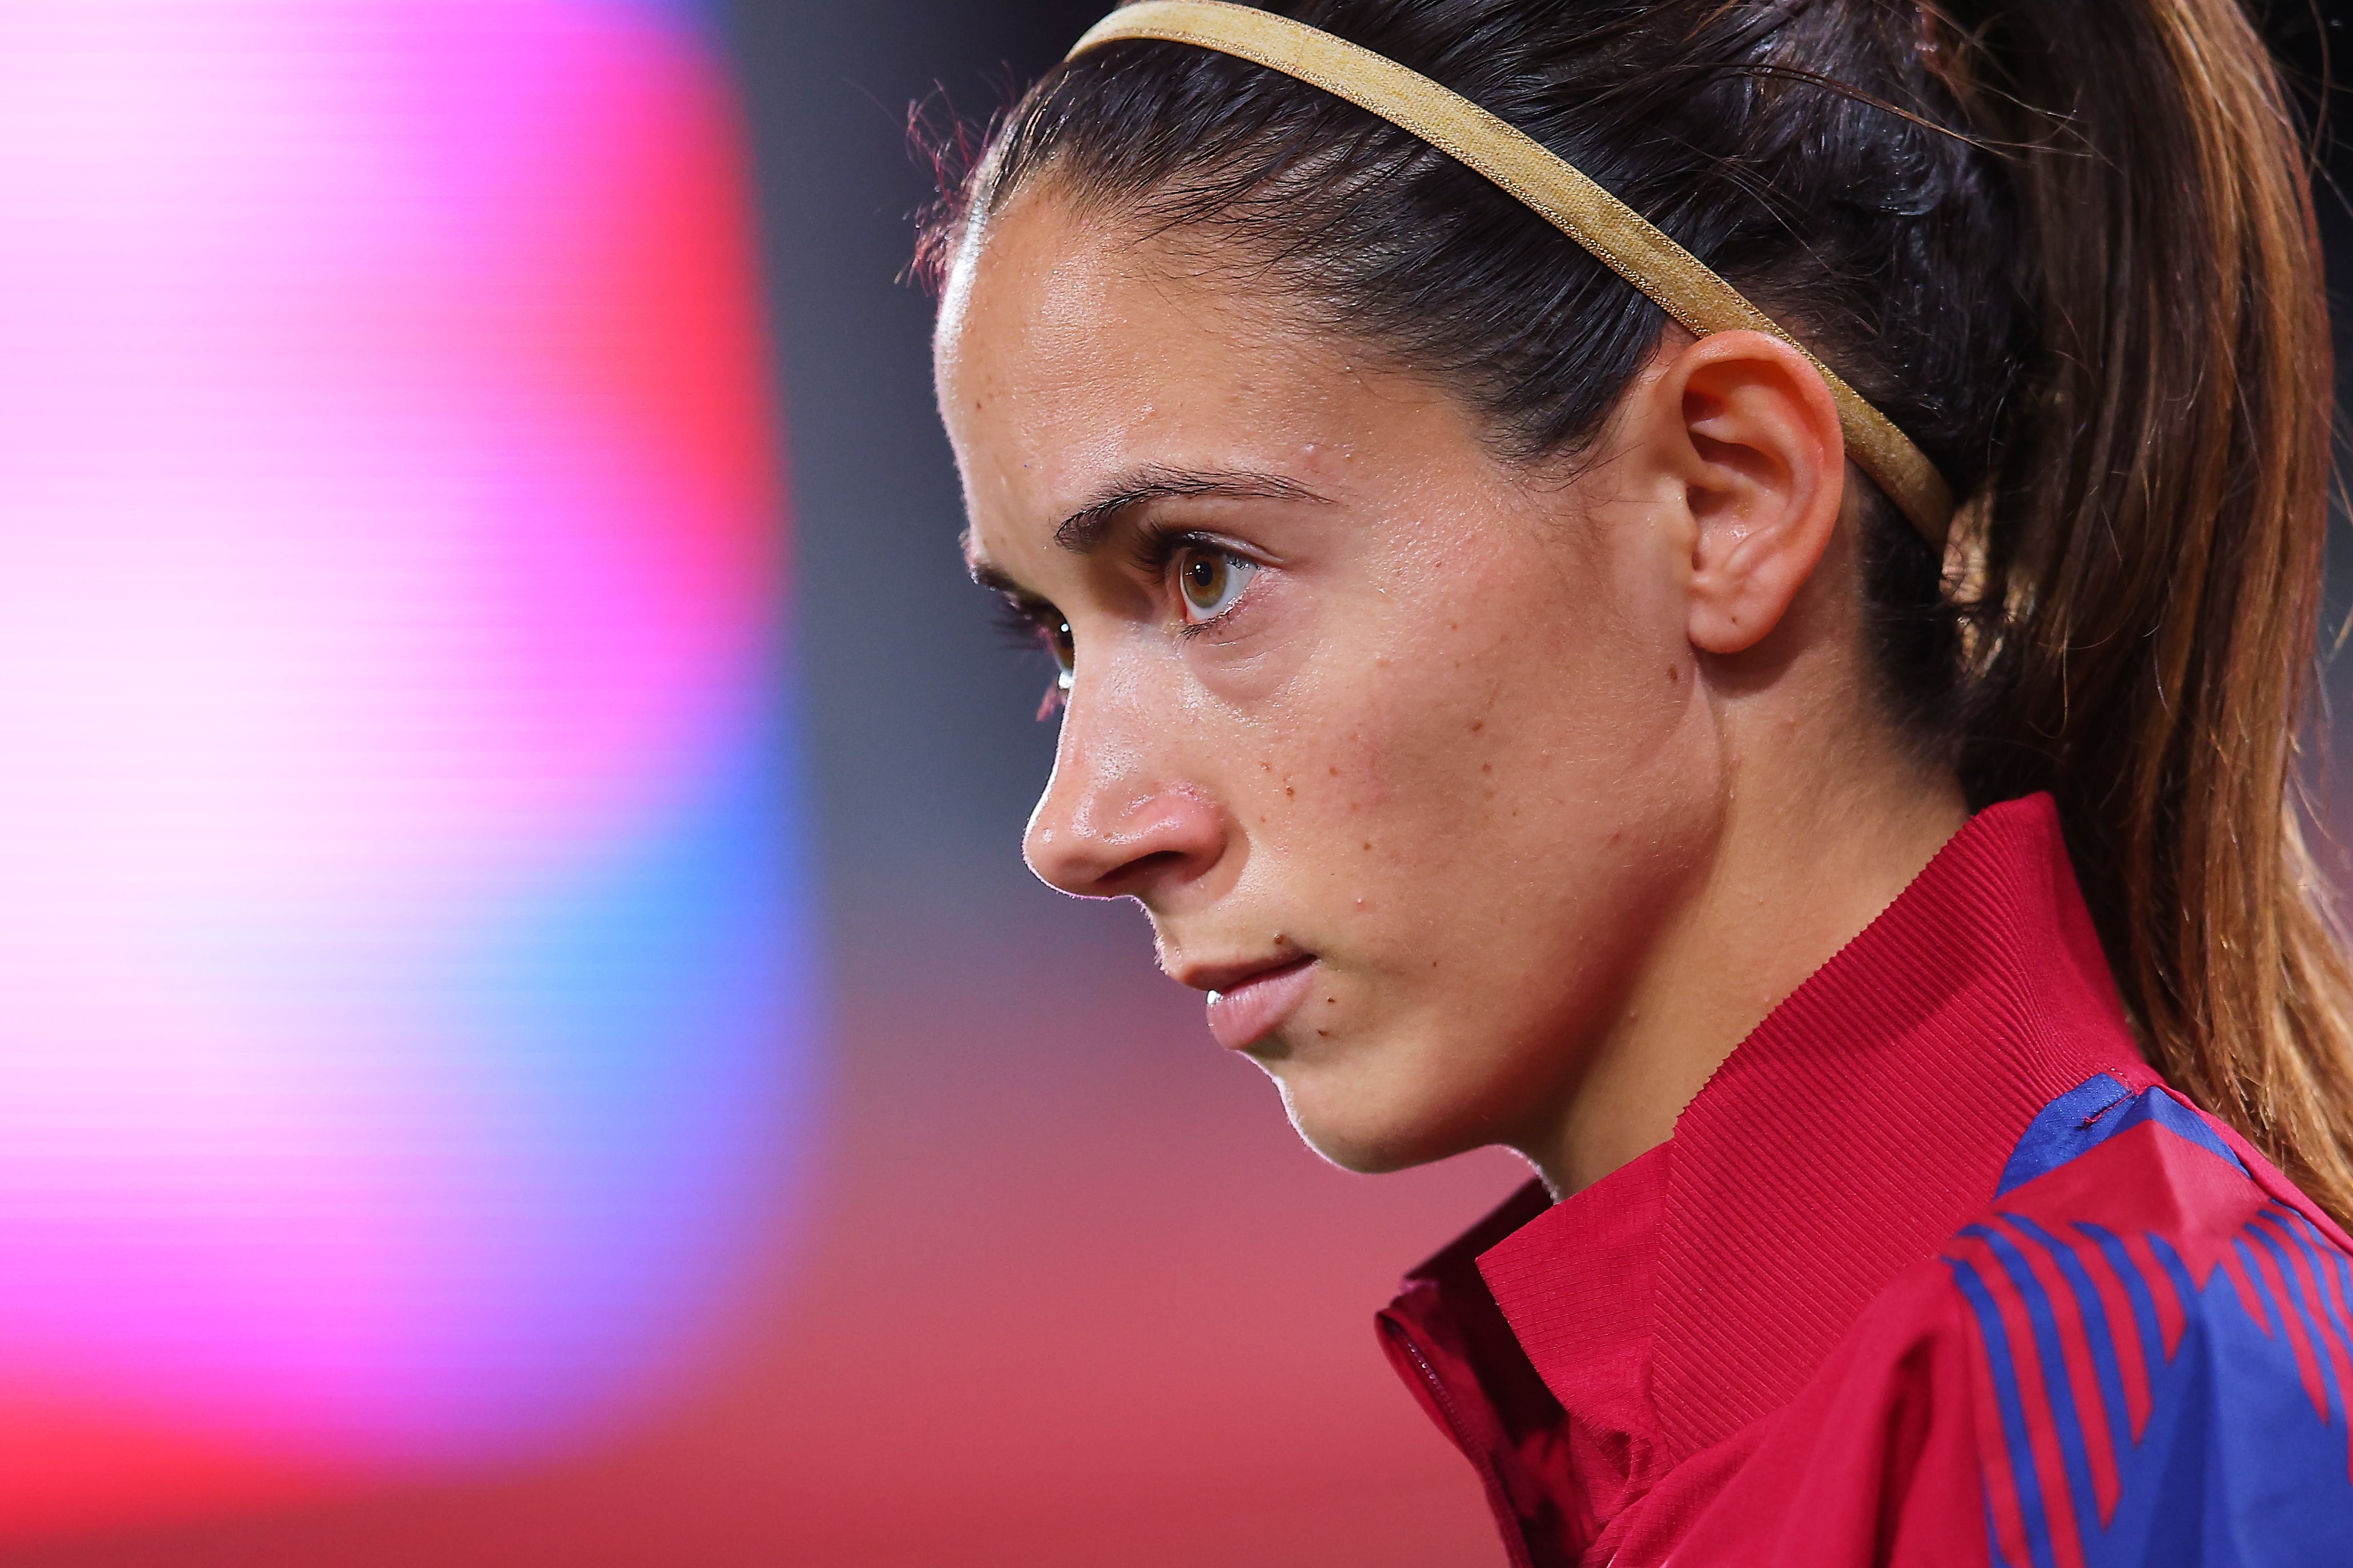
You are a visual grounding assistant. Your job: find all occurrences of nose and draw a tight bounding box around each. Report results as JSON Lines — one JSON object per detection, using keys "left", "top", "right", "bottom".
{"left": 1023, "top": 691, "right": 1229, "bottom": 901}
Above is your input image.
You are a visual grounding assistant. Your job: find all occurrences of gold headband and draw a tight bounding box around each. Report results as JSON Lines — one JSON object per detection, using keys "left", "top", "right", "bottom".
{"left": 1068, "top": 0, "right": 1956, "bottom": 545}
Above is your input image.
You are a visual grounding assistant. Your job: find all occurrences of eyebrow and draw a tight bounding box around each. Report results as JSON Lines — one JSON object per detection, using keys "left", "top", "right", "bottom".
{"left": 1051, "top": 466, "right": 1325, "bottom": 553}
{"left": 966, "top": 465, "right": 1328, "bottom": 598}
{"left": 966, "top": 547, "right": 1031, "bottom": 599}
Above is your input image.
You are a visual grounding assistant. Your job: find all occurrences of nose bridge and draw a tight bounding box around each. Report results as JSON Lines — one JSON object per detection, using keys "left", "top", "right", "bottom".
{"left": 1023, "top": 654, "right": 1222, "bottom": 899}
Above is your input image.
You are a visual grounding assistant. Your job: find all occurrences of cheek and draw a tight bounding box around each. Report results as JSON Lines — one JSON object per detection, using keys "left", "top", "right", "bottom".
{"left": 1211, "top": 667, "right": 1411, "bottom": 917}
{"left": 1241, "top": 540, "right": 1723, "bottom": 1149}
{"left": 1246, "top": 568, "right": 1700, "bottom": 917}
{"left": 1259, "top": 635, "right": 1718, "bottom": 1169}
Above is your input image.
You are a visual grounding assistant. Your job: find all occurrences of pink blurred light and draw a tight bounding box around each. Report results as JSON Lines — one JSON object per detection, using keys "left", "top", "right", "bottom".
{"left": 0, "top": 0, "right": 807, "bottom": 1541}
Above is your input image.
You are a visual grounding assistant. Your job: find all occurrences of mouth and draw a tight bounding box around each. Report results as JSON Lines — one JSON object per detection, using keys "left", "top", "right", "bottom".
{"left": 1199, "top": 956, "right": 1320, "bottom": 1053}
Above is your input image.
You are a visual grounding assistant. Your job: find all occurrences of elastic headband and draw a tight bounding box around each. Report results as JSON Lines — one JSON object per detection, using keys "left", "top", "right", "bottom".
{"left": 1068, "top": 0, "right": 1956, "bottom": 546}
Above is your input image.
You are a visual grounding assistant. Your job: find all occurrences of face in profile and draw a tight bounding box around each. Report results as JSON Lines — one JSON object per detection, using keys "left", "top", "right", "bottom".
{"left": 936, "top": 188, "right": 1797, "bottom": 1177}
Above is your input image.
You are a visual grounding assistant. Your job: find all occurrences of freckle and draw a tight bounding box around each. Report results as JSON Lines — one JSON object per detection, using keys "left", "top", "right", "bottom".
{"left": 1329, "top": 767, "right": 1339, "bottom": 776}
{"left": 1361, "top": 841, "right": 1373, "bottom": 850}
{"left": 1667, "top": 665, "right": 1679, "bottom": 683}
{"left": 1470, "top": 720, "right": 1483, "bottom": 732}
{"left": 1481, "top": 763, "right": 1492, "bottom": 773}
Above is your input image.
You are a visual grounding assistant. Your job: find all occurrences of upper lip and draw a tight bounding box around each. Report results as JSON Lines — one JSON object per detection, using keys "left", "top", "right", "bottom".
{"left": 1168, "top": 952, "right": 1316, "bottom": 994}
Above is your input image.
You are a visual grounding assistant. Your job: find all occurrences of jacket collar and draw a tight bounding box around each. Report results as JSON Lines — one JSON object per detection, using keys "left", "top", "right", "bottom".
{"left": 1383, "top": 792, "right": 2153, "bottom": 1517}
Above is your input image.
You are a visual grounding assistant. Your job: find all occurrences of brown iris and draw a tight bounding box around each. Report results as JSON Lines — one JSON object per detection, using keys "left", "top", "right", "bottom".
{"left": 1176, "top": 547, "right": 1253, "bottom": 622}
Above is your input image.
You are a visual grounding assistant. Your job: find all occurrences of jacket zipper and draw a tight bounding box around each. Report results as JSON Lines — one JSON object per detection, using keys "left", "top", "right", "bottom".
{"left": 1393, "top": 1328, "right": 1538, "bottom": 1568}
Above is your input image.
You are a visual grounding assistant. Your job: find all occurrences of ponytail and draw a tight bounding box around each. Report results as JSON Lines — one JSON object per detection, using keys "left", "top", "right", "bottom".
{"left": 1942, "top": 0, "right": 2353, "bottom": 1222}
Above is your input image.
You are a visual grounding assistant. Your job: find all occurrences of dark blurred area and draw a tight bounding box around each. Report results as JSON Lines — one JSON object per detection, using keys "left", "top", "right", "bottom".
{"left": 5, "top": 2, "right": 2353, "bottom": 1565}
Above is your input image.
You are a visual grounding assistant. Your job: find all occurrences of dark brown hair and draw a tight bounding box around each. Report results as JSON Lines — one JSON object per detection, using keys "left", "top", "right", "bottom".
{"left": 920, "top": 0, "right": 2353, "bottom": 1221}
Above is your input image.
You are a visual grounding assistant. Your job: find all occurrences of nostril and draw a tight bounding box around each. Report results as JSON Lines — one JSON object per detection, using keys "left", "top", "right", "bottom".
{"left": 1101, "top": 847, "right": 1191, "bottom": 894}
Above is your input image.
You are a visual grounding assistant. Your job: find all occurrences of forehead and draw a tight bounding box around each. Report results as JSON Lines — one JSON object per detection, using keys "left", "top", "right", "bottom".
{"left": 933, "top": 192, "right": 1385, "bottom": 567}
{"left": 935, "top": 188, "right": 1307, "bottom": 409}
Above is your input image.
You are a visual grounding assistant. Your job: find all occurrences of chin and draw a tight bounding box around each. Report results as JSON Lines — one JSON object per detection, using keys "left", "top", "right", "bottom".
{"left": 1268, "top": 1061, "right": 1493, "bottom": 1175}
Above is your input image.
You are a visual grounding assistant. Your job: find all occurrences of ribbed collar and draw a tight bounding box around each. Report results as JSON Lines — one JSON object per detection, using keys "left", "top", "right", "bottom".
{"left": 1382, "top": 793, "right": 2154, "bottom": 1550}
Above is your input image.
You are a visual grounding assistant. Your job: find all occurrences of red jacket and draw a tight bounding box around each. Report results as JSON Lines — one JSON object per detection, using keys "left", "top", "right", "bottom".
{"left": 1379, "top": 795, "right": 2353, "bottom": 1566}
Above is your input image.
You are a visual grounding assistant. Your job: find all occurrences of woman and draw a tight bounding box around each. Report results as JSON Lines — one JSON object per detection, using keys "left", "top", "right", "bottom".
{"left": 923, "top": 0, "right": 2353, "bottom": 1562}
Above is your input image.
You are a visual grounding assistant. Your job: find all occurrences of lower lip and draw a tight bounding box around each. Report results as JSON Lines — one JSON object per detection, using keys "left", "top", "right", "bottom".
{"left": 1205, "top": 957, "right": 1320, "bottom": 1051}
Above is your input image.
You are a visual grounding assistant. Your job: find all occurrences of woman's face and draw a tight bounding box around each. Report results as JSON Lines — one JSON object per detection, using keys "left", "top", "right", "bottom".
{"left": 935, "top": 191, "right": 1732, "bottom": 1173}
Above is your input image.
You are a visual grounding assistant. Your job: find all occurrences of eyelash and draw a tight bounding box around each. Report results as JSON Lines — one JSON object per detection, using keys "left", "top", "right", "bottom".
{"left": 992, "top": 596, "right": 1056, "bottom": 653}
{"left": 994, "top": 596, "right": 1075, "bottom": 719}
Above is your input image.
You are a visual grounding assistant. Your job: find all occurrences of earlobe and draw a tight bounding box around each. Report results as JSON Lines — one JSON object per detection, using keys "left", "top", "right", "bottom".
{"left": 1655, "top": 330, "right": 1847, "bottom": 656}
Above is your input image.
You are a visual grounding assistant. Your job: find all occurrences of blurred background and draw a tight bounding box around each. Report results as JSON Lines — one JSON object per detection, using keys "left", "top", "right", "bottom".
{"left": 0, "top": 3, "right": 2346, "bottom": 1566}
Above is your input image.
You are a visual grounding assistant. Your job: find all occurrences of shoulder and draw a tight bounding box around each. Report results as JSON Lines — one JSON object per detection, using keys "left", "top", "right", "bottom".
{"left": 1933, "top": 1077, "right": 2353, "bottom": 1567}
{"left": 1659, "top": 1079, "right": 2353, "bottom": 1567}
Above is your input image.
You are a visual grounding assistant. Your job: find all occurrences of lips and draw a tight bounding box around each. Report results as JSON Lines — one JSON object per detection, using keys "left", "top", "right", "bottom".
{"left": 1203, "top": 956, "right": 1319, "bottom": 1051}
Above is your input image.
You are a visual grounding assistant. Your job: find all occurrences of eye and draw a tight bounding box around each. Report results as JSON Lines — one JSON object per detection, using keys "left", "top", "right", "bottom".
{"left": 1174, "top": 546, "right": 1260, "bottom": 624}
{"left": 992, "top": 598, "right": 1075, "bottom": 702}
{"left": 1045, "top": 618, "right": 1075, "bottom": 691}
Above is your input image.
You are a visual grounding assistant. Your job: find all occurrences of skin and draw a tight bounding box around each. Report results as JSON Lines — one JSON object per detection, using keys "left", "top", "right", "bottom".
{"left": 936, "top": 188, "right": 1968, "bottom": 1196}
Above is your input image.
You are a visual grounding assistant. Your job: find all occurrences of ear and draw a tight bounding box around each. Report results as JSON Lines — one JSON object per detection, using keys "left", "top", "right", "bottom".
{"left": 1642, "top": 329, "right": 1846, "bottom": 656}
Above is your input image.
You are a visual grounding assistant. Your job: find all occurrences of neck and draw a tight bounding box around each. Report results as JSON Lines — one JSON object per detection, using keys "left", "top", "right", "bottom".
{"left": 1520, "top": 708, "right": 1969, "bottom": 1198}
